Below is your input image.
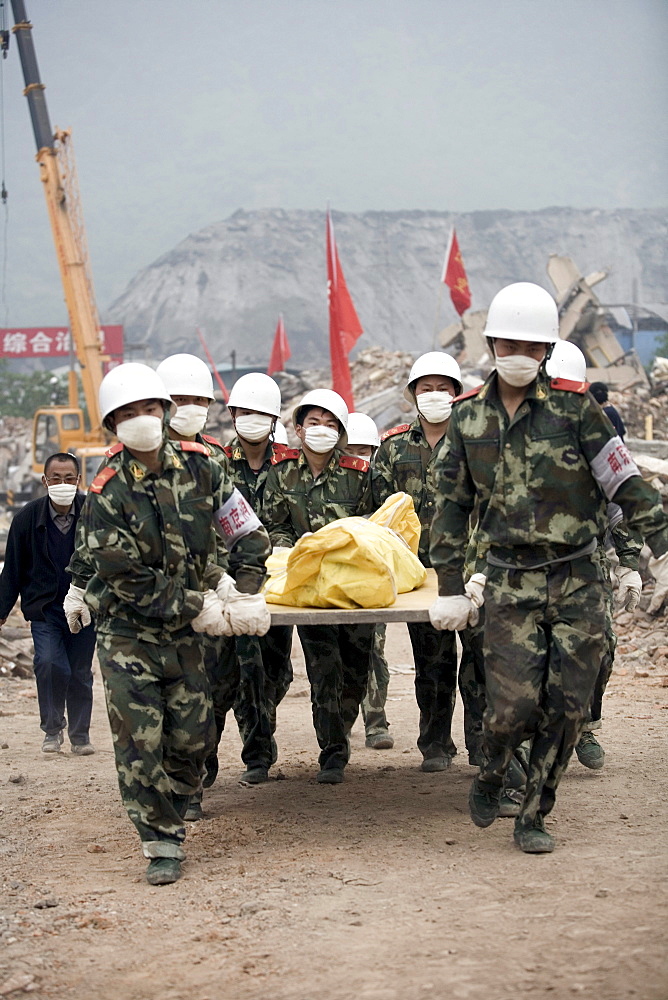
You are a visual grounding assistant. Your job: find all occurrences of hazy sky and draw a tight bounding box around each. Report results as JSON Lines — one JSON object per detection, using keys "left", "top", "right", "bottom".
{"left": 1, "top": 0, "right": 666, "bottom": 326}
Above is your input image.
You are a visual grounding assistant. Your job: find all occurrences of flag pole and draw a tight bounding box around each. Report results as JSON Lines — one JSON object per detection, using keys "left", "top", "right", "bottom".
{"left": 432, "top": 227, "right": 453, "bottom": 348}
{"left": 196, "top": 326, "right": 229, "bottom": 403}
{"left": 432, "top": 282, "right": 444, "bottom": 349}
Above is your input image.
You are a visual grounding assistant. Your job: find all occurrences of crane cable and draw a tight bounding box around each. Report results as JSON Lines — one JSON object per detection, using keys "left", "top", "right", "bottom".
{"left": 0, "top": 0, "right": 9, "bottom": 328}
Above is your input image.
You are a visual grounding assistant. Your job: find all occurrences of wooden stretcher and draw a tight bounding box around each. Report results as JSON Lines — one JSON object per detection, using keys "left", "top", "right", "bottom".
{"left": 267, "top": 569, "right": 438, "bottom": 625}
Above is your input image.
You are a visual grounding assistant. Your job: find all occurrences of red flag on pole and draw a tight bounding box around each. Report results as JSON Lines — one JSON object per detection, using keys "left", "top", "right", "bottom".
{"left": 196, "top": 327, "right": 229, "bottom": 403}
{"left": 441, "top": 228, "right": 471, "bottom": 316}
{"left": 267, "top": 314, "right": 291, "bottom": 376}
{"left": 327, "top": 209, "right": 363, "bottom": 409}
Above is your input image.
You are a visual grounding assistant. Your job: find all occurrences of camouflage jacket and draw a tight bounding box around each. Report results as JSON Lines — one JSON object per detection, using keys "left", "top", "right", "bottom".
{"left": 372, "top": 417, "right": 448, "bottom": 567}
{"left": 262, "top": 447, "right": 373, "bottom": 547}
{"left": 69, "top": 439, "right": 270, "bottom": 642}
{"left": 223, "top": 436, "right": 289, "bottom": 514}
{"left": 430, "top": 372, "right": 668, "bottom": 596}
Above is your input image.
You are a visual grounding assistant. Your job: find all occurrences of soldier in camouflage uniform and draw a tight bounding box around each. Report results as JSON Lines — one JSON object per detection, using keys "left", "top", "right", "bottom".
{"left": 223, "top": 373, "right": 294, "bottom": 784}
{"left": 262, "top": 389, "right": 374, "bottom": 783}
{"left": 372, "top": 352, "right": 463, "bottom": 771}
{"left": 70, "top": 363, "right": 270, "bottom": 884}
{"left": 429, "top": 283, "right": 668, "bottom": 853}
{"left": 344, "top": 413, "right": 393, "bottom": 749}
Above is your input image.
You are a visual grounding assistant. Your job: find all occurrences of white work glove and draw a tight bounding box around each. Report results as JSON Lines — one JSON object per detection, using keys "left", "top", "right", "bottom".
{"left": 215, "top": 573, "right": 236, "bottom": 602}
{"left": 648, "top": 552, "right": 668, "bottom": 615}
{"left": 63, "top": 584, "right": 91, "bottom": 634}
{"left": 191, "top": 589, "right": 226, "bottom": 637}
{"left": 222, "top": 590, "right": 271, "bottom": 637}
{"left": 464, "top": 572, "right": 487, "bottom": 609}
{"left": 429, "top": 595, "right": 477, "bottom": 631}
{"left": 615, "top": 566, "right": 642, "bottom": 612}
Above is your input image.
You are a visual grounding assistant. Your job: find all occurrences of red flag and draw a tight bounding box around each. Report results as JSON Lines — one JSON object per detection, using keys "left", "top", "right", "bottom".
{"left": 441, "top": 228, "right": 471, "bottom": 316}
{"left": 196, "top": 327, "right": 229, "bottom": 403}
{"left": 327, "top": 209, "right": 363, "bottom": 409}
{"left": 267, "top": 314, "right": 291, "bottom": 376}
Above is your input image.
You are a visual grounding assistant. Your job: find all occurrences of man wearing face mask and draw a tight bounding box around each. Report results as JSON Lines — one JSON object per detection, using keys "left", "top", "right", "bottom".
{"left": 156, "top": 353, "right": 227, "bottom": 461}
{"left": 262, "top": 388, "right": 375, "bottom": 783}
{"left": 0, "top": 453, "right": 96, "bottom": 755}
{"left": 205, "top": 372, "right": 294, "bottom": 786}
{"left": 372, "top": 352, "right": 463, "bottom": 774}
{"left": 343, "top": 412, "right": 394, "bottom": 752}
{"left": 429, "top": 282, "right": 668, "bottom": 854}
{"left": 68, "top": 363, "right": 271, "bottom": 885}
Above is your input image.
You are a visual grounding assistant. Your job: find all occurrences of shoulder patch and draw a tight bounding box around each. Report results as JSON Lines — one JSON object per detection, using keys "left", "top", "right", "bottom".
{"left": 339, "top": 454, "right": 370, "bottom": 473}
{"left": 222, "top": 445, "right": 233, "bottom": 458}
{"left": 271, "top": 447, "right": 300, "bottom": 465}
{"left": 105, "top": 442, "right": 124, "bottom": 458}
{"left": 452, "top": 385, "right": 482, "bottom": 404}
{"left": 272, "top": 442, "right": 290, "bottom": 455}
{"left": 550, "top": 377, "right": 589, "bottom": 394}
{"left": 89, "top": 467, "right": 118, "bottom": 494}
{"left": 177, "top": 440, "right": 209, "bottom": 455}
{"left": 202, "top": 433, "right": 223, "bottom": 448}
{"left": 381, "top": 423, "right": 411, "bottom": 442}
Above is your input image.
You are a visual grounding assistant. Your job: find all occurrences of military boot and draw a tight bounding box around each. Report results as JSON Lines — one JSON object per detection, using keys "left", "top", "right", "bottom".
{"left": 146, "top": 858, "right": 182, "bottom": 885}
{"left": 575, "top": 732, "right": 605, "bottom": 770}
{"left": 513, "top": 814, "right": 555, "bottom": 854}
{"left": 468, "top": 776, "right": 501, "bottom": 827}
{"left": 240, "top": 765, "right": 269, "bottom": 784}
{"left": 365, "top": 731, "right": 394, "bottom": 750}
{"left": 184, "top": 792, "right": 204, "bottom": 822}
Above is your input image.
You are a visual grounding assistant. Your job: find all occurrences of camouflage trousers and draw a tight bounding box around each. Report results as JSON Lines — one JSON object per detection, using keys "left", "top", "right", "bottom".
{"left": 361, "top": 624, "right": 390, "bottom": 736}
{"left": 479, "top": 553, "right": 607, "bottom": 830}
{"left": 458, "top": 614, "right": 487, "bottom": 763}
{"left": 233, "top": 626, "right": 294, "bottom": 768}
{"left": 97, "top": 630, "right": 213, "bottom": 859}
{"left": 297, "top": 623, "right": 374, "bottom": 769}
{"left": 203, "top": 627, "right": 293, "bottom": 781}
{"left": 584, "top": 575, "right": 617, "bottom": 730}
{"left": 407, "top": 621, "right": 458, "bottom": 760}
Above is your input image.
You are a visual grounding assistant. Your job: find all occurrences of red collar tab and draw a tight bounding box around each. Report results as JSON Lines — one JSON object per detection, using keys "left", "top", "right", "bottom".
{"left": 550, "top": 377, "right": 589, "bottom": 394}
{"left": 89, "top": 466, "right": 118, "bottom": 494}
{"left": 452, "top": 385, "right": 482, "bottom": 404}
{"left": 105, "top": 442, "right": 124, "bottom": 458}
{"left": 381, "top": 423, "right": 410, "bottom": 441}
{"left": 202, "top": 433, "right": 223, "bottom": 448}
{"left": 339, "top": 454, "right": 370, "bottom": 472}
{"left": 271, "top": 447, "right": 300, "bottom": 465}
{"left": 177, "top": 440, "right": 209, "bottom": 455}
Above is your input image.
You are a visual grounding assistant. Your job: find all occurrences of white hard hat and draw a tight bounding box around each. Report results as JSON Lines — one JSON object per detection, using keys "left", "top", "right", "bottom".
{"left": 403, "top": 352, "right": 463, "bottom": 402}
{"left": 485, "top": 282, "right": 559, "bottom": 344}
{"left": 99, "top": 363, "right": 175, "bottom": 425}
{"left": 228, "top": 372, "right": 282, "bottom": 417}
{"left": 545, "top": 340, "right": 587, "bottom": 382}
{"left": 346, "top": 412, "right": 380, "bottom": 448}
{"left": 156, "top": 354, "right": 214, "bottom": 401}
{"left": 293, "top": 388, "right": 349, "bottom": 441}
{"left": 273, "top": 421, "right": 289, "bottom": 445}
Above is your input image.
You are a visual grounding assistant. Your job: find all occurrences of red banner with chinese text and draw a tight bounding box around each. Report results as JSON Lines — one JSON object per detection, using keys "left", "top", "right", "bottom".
{"left": 0, "top": 326, "right": 124, "bottom": 365}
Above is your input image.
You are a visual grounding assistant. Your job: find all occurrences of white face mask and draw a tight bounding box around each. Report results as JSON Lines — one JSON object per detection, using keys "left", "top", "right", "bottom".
{"left": 115, "top": 414, "right": 164, "bottom": 451}
{"left": 495, "top": 354, "right": 542, "bottom": 387}
{"left": 169, "top": 404, "right": 208, "bottom": 437}
{"left": 46, "top": 483, "right": 78, "bottom": 506}
{"left": 416, "top": 391, "right": 454, "bottom": 424}
{"left": 235, "top": 413, "right": 275, "bottom": 443}
{"left": 304, "top": 426, "right": 340, "bottom": 454}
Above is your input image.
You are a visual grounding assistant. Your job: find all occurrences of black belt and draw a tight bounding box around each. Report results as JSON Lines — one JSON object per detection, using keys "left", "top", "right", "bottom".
{"left": 486, "top": 538, "right": 597, "bottom": 571}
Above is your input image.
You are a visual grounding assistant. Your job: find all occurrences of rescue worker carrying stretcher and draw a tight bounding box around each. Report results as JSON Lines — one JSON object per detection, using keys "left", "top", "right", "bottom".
{"left": 69, "top": 363, "right": 271, "bottom": 884}
{"left": 428, "top": 282, "right": 668, "bottom": 853}
{"left": 262, "top": 388, "right": 374, "bottom": 784}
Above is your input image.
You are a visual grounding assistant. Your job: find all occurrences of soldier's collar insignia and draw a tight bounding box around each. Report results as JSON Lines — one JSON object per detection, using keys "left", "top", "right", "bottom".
{"left": 129, "top": 462, "right": 146, "bottom": 481}
{"left": 535, "top": 384, "right": 547, "bottom": 399}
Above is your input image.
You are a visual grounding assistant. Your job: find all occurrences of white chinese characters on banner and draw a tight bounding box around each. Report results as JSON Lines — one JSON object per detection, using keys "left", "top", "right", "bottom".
{"left": 0, "top": 326, "right": 123, "bottom": 360}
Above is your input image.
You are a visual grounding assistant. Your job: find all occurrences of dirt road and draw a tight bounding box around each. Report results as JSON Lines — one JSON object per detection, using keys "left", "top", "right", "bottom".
{"left": 1, "top": 621, "right": 667, "bottom": 1000}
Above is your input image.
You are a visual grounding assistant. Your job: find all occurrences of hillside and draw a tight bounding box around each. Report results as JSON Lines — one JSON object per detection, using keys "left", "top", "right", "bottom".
{"left": 106, "top": 207, "right": 668, "bottom": 367}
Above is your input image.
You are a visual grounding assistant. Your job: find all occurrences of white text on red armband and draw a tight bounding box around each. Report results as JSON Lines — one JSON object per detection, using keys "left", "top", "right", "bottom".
{"left": 214, "top": 488, "right": 262, "bottom": 550}
{"left": 590, "top": 437, "right": 640, "bottom": 500}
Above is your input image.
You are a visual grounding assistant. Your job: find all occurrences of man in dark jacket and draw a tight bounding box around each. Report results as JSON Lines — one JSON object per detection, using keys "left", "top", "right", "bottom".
{"left": 0, "top": 452, "right": 96, "bottom": 754}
